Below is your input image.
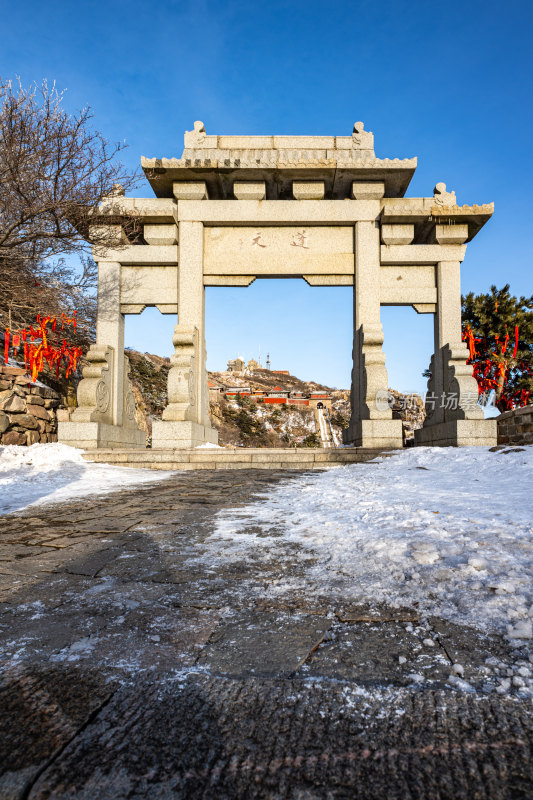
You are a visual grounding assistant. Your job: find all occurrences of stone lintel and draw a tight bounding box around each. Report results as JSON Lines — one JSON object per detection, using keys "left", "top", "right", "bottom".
{"left": 380, "top": 244, "right": 466, "bottom": 265}
{"left": 303, "top": 275, "right": 353, "bottom": 286}
{"left": 203, "top": 226, "right": 355, "bottom": 277}
{"left": 412, "top": 303, "right": 436, "bottom": 314}
{"left": 93, "top": 245, "right": 179, "bottom": 265}
{"left": 120, "top": 266, "right": 178, "bottom": 307}
{"left": 351, "top": 182, "right": 385, "bottom": 200}
{"left": 203, "top": 276, "right": 257, "bottom": 287}
{"left": 177, "top": 199, "right": 379, "bottom": 224}
{"left": 380, "top": 265, "right": 435, "bottom": 285}
{"left": 88, "top": 223, "right": 126, "bottom": 245}
{"left": 120, "top": 304, "right": 147, "bottom": 314}
{"left": 97, "top": 197, "right": 177, "bottom": 224}
{"left": 380, "top": 288, "right": 437, "bottom": 304}
{"left": 203, "top": 258, "right": 355, "bottom": 278}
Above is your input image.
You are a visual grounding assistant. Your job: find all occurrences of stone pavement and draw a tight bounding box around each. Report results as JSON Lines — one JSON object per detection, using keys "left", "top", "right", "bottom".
{"left": 0, "top": 470, "right": 532, "bottom": 799}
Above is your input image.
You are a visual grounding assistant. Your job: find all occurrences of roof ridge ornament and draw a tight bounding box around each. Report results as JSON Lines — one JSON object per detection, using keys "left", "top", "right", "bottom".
{"left": 184, "top": 120, "right": 207, "bottom": 148}
{"left": 433, "top": 182, "right": 457, "bottom": 207}
{"left": 352, "top": 121, "right": 374, "bottom": 153}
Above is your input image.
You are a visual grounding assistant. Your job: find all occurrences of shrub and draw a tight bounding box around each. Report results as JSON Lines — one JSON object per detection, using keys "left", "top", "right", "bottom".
{"left": 330, "top": 412, "right": 349, "bottom": 429}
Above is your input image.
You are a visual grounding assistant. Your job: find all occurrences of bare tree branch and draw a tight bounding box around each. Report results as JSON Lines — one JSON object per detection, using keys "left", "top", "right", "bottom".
{"left": 0, "top": 77, "right": 141, "bottom": 262}
{"left": 0, "top": 77, "right": 141, "bottom": 349}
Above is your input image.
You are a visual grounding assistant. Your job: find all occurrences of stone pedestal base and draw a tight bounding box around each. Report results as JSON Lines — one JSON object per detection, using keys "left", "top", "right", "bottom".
{"left": 151, "top": 420, "right": 219, "bottom": 450}
{"left": 414, "top": 419, "right": 497, "bottom": 447}
{"left": 58, "top": 421, "right": 146, "bottom": 450}
{"left": 343, "top": 419, "right": 403, "bottom": 449}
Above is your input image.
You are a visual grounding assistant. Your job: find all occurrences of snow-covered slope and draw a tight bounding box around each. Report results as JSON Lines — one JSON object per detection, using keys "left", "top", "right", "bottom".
{"left": 198, "top": 446, "right": 533, "bottom": 639}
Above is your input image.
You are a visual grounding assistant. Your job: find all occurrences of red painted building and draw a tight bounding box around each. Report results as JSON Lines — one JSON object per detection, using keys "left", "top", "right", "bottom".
{"left": 221, "top": 384, "right": 331, "bottom": 408}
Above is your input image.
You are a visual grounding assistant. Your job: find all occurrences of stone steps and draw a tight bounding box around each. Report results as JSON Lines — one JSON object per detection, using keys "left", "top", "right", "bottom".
{"left": 82, "top": 446, "right": 392, "bottom": 470}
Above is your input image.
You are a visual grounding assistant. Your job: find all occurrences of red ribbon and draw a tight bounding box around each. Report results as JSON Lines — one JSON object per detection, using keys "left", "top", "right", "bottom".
{"left": 4, "top": 312, "right": 81, "bottom": 381}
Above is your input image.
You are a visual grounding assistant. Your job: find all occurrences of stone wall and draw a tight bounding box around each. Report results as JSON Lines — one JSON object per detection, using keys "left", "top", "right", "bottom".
{"left": 0, "top": 365, "right": 61, "bottom": 445}
{"left": 497, "top": 405, "right": 533, "bottom": 446}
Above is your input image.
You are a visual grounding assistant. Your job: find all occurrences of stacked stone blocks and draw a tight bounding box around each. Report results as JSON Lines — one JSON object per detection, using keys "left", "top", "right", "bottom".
{"left": 497, "top": 405, "right": 533, "bottom": 446}
{"left": 0, "top": 365, "right": 60, "bottom": 445}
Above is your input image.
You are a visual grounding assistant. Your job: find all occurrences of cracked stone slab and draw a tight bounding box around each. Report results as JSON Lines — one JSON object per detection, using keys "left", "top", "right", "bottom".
{"left": 254, "top": 594, "right": 333, "bottom": 616}
{"left": 69, "top": 518, "right": 143, "bottom": 534}
{"left": 196, "top": 611, "right": 331, "bottom": 677}
{"left": 336, "top": 602, "right": 421, "bottom": 623}
{"left": 0, "top": 606, "right": 109, "bottom": 664}
{"left": 429, "top": 617, "right": 513, "bottom": 686}
{"left": 0, "top": 555, "right": 64, "bottom": 576}
{"left": 0, "top": 666, "right": 115, "bottom": 800}
{"left": 300, "top": 621, "right": 451, "bottom": 686}
{"left": 56, "top": 606, "right": 222, "bottom": 675}
{"left": 0, "top": 575, "right": 96, "bottom": 615}
{"left": 61, "top": 546, "right": 128, "bottom": 578}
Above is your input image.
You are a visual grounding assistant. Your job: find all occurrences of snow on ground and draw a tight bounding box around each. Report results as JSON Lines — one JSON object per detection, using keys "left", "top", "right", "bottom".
{"left": 196, "top": 446, "right": 533, "bottom": 640}
{"left": 0, "top": 443, "right": 171, "bottom": 515}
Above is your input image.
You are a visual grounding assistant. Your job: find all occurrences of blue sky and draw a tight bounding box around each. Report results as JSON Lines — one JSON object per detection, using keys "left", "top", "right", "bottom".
{"left": 1, "top": 0, "right": 531, "bottom": 391}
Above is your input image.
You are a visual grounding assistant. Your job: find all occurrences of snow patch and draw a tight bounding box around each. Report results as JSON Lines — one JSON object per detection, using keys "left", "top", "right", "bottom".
{"left": 0, "top": 443, "right": 172, "bottom": 515}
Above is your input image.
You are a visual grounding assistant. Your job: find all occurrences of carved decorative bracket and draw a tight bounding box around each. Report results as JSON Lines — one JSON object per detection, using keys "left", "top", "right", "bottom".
{"left": 71, "top": 346, "right": 114, "bottom": 424}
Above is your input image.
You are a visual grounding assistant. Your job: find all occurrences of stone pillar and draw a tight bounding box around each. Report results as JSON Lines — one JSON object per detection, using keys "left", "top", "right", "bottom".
{"left": 415, "top": 261, "right": 496, "bottom": 446}
{"left": 152, "top": 221, "right": 218, "bottom": 449}
{"left": 344, "top": 189, "right": 403, "bottom": 449}
{"left": 95, "top": 262, "right": 124, "bottom": 426}
{"left": 58, "top": 261, "right": 145, "bottom": 449}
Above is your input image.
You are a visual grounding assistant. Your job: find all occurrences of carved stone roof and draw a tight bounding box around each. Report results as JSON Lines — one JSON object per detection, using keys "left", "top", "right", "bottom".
{"left": 381, "top": 198, "right": 494, "bottom": 242}
{"left": 142, "top": 122, "right": 417, "bottom": 199}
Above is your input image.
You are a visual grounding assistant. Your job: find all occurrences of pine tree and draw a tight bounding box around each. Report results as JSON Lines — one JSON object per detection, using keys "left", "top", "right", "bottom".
{"left": 462, "top": 285, "right": 532, "bottom": 411}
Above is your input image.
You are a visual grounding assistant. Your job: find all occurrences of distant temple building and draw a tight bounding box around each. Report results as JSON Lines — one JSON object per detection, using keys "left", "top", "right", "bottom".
{"left": 227, "top": 356, "right": 263, "bottom": 373}
{"left": 227, "top": 357, "right": 245, "bottom": 373}
{"left": 247, "top": 358, "right": 262, "bottom": 372}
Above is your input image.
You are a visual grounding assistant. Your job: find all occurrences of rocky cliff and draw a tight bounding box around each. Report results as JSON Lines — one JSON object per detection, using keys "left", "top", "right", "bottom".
{"left": 0, "top": 349, "right": 426, "bottom": 448}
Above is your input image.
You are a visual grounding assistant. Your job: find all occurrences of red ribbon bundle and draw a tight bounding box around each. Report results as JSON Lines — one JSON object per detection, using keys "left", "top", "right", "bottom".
{"left": 462, "top": 320, "right": 530, "bottom": 410}
{"left": 4, "top": 312, "right": 83, "bottom": 382}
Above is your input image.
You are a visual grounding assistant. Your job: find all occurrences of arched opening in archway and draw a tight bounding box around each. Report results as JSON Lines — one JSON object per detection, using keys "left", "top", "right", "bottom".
{"left": 380, "top": 305, "right": 434, "bottom": 446}
{"left": 205, "top": 278, "right": 352, "bottom": 447}
{"left": 124, "top": 306, "right": 176, "bottom": 445}
{"left": 122, "top": 293, "right": 436, "bottom": 449}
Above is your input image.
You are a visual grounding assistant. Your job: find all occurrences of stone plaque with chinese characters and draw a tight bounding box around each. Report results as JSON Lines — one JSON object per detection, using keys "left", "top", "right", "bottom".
{"left": 203, "top": 226, "right": 354, "bottom": 276}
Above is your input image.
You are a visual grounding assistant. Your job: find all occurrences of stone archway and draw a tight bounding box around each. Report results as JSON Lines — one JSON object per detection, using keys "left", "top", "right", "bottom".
{"left": 59, "top": 122, "right": 497, "bottom": 450}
